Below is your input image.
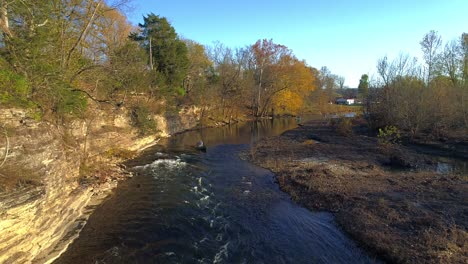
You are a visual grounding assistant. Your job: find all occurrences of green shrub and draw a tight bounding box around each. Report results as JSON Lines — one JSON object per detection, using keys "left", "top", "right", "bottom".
{"left": 175, "top": 86, "right": 186, "bottom": 96}
{"left": 0, "top": 67, "right": 35, "bottom": 108}
{"left": 53, "top": 85, "right": 88, "bottom": 117}
{"left": 27, "top": 110, "right": 43, "bottom": 121}
{"left": 130, "top": 105, "right": 157, "bottom": 135}
{"left": 378, "top": 125, "right": 401, "bottom": 145}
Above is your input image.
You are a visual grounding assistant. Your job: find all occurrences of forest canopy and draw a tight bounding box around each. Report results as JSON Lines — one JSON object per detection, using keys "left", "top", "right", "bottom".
{"left": 0, "top": 1, "right": 466, "bottom": 138}
{"left": 0, "top": 0, "right": 320, "bottom": 123}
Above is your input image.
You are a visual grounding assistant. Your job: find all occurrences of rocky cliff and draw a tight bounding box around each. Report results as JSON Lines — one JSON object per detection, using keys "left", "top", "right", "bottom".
{"left": 0, "top": 106, "right": 200, "bottom": 263}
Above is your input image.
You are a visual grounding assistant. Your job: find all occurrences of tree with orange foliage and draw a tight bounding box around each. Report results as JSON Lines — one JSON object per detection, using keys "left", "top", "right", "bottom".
{"left": 250, "top": 39, "right": 316, "bottom": 117}
{"left": 271, "top": 58, "right": 317, "bottom": 115}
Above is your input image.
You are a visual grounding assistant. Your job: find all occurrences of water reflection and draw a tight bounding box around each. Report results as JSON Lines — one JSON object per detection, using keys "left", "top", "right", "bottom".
{"left": 323, "top": 112, "right": 357, "bottom": 119}
{"left": 158, "top": 116, "right": 319, "bottom": 152}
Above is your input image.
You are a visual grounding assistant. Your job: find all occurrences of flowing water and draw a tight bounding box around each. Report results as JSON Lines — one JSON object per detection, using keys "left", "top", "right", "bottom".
{"left": 54, "top": 118, "right": 376, "bottom": 264}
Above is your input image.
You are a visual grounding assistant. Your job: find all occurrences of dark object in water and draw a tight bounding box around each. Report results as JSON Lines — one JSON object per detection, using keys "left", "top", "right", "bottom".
{"left": 196, "top": 140, "right": 207, "bottom": 152}
{"left": 296, "top": 116, "right": 303, "bottom": 126}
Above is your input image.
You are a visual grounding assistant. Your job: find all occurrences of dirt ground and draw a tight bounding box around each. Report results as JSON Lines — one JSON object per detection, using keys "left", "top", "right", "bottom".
{"left": 250, "top": 119, "right": 467, "bottom": 263}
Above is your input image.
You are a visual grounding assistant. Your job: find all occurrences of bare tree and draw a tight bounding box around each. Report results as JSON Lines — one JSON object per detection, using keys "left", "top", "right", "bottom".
{"left": 377, "top": 53, "right": 421, "bottom": 87}
{"left": 461, "top": 33, "right": 468, "bottom": 84}
{"left": 336, "top": 75, "right": 345, "bottom": 89}
{"left": 207, "top": 42, "right": 251, "bottom": 121}
{"left": 438, "top": 40, "right": 463, "bottom": 86}
{"left": 420, "top": 30, "right": 442, "bottom": 83}
{"left": 377, "top": 56, "right": 392, "bottom": 87}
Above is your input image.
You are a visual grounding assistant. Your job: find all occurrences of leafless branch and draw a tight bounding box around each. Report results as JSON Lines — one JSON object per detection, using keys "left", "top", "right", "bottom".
{"left": 0, "top": 124, "right": 9, "bottom": 168}
{"left": 71, "top": 88, "right": 113, "bottom": 105}
{"left": 66, "top": 0, "right": 103, "bottom": 66}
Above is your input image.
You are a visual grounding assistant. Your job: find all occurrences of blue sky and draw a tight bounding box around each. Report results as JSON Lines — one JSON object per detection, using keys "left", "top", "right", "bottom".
{"left": 126, "top": 0, "right": 468, "bottom": 87}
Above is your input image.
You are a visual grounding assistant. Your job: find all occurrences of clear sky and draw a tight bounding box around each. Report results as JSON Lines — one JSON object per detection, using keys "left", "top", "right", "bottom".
{"left": 126, "top": 0, "right": 468, "bottom": 87}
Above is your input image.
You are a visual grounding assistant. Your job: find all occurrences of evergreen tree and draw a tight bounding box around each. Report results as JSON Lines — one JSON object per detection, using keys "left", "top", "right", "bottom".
{"left": 132, "top": 14, "right": 189, "bottom": 92}
{"left": 358, "top": 74, "right": 369, "bottom": 98}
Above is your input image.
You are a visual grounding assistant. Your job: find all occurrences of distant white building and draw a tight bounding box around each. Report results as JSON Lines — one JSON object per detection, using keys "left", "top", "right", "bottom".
{"left": 335, "top": 98, "right": 355, "bottom": 105}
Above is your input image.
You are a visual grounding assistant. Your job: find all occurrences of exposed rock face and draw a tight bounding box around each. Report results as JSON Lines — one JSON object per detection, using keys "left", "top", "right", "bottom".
{"left": 153, "top": 106, "right": 201, "bottom": 137}
{"left": 0, "top": 106, "right": 200, "bottom": 263}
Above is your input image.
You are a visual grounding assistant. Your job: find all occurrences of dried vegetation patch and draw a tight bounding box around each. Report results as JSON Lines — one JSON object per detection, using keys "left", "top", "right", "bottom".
{"left": 251, "top": 120, "right": 467, "bottom": 263}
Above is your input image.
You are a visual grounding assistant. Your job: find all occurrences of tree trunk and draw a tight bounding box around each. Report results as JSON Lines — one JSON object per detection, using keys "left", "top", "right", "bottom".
{"left": 255, "top": 65, "right": 264, "bottom": 117}
{"left": 66, "top": 0, "right": 103, "bottom": 67}
{"left": 149, "top": 37, "right": 154, "bottom": 70}
{"left": 0, "top": 1, "right": 12, "bottom": 38}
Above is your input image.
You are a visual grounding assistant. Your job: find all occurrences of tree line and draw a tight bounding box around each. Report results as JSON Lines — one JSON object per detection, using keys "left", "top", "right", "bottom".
{"left": 368, "top": 31, "right": 468, "bottom": 138}
{"left": 0, "top": 0, "right": 324, "bottom": 130}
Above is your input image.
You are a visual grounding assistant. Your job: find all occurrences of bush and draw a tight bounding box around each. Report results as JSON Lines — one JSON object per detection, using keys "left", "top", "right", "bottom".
{"left": 104, "top": 147, "right": 136, "bottom": 160}
{"left": 0, "top": 67, "right": 35, "bottom": 108}
{"left": 79, "top": 162, "right": 114, "bottom": 185}
{"left": 0, "top": 164, "right": 41, "bottom": 191}
{"left": 175, "top": 86, "right": 186, "bottom": 97}
{"left": 378, "top": 125, "right": 401, "bottom": 145}
{"left": 336, "top": 118, "right": 353, "bottom": 136}
{"left": 130, "top": 105, "right": 157, "bottom": 135}
{"left": 55, "top": 87, "right": 88, "bottom": 117}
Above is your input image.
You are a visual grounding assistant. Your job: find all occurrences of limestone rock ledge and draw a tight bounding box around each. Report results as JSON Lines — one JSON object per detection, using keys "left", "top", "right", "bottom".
{"left": 0, "top": 106, "right": 200, "bottom": 263}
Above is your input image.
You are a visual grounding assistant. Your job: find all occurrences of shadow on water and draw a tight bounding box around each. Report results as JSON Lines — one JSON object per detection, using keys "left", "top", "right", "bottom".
{"left": 54, "top": 116, "right": 379, "bottom": 264}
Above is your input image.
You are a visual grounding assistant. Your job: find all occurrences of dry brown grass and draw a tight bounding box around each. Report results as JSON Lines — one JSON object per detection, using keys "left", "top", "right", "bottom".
{"left": 78, "top": 160, "right": 130, "bottom": 186}
{"left": 0, "top": 164, "right": 42, "bottom": 192}
{"left": 251, "top": 120, "right": 468, "bottom": 263}
{"left": 104, "top": 147, "right": 137, "bottom": 160}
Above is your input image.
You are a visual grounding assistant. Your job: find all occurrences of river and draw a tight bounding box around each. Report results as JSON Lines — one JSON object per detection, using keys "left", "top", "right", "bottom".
{"left": 54, "top": 117, "right": 376, "bottom": 264}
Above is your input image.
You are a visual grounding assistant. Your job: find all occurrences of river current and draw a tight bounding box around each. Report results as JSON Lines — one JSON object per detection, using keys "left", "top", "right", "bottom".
{"left": 54, "top": 118, "right": 376, "bottom": 263}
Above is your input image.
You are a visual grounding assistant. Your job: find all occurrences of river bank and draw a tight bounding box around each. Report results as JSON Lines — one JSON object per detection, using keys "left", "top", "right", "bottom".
{"left": 250, "top": 119, "right": 467, "bottom": 263}
{"left": 0, "top": 106, "right": 200, "bottom": 263}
